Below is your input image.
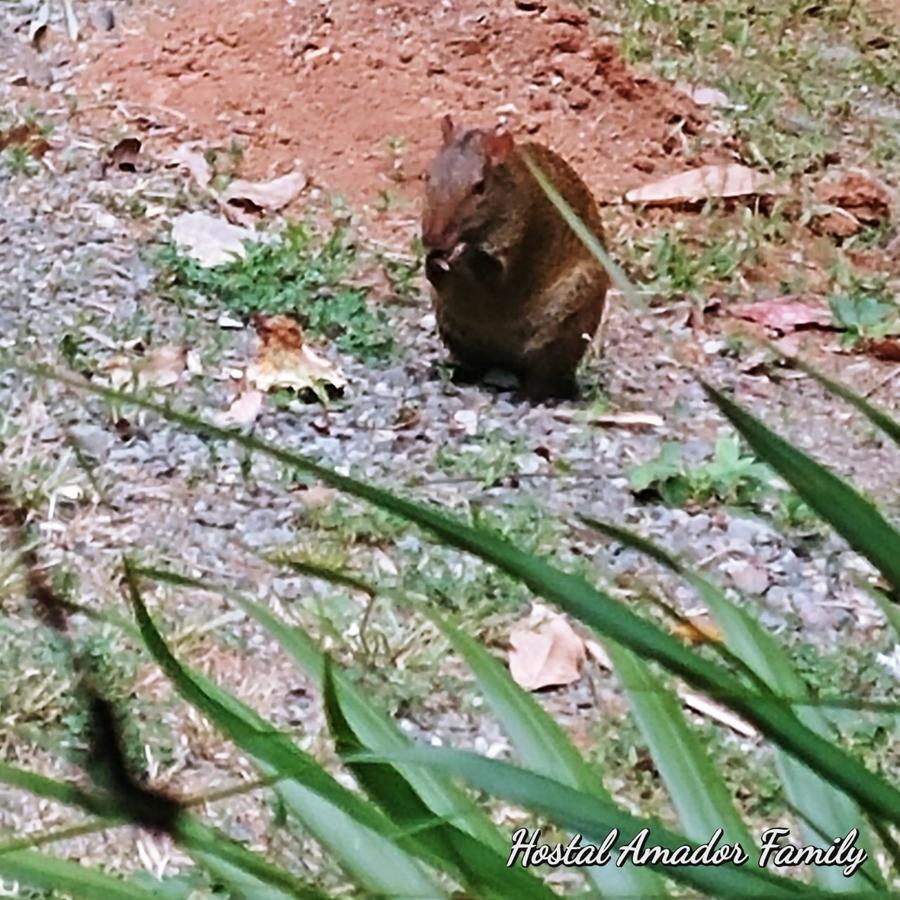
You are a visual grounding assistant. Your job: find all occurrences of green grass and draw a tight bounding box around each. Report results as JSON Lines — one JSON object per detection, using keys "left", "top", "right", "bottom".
{"left": 628, "top": 435, "right": 816, "bottom": 529}
{"left": 156, "top": 223, "right": 395, "bottom": 363}
{"left": 601, "top": 0, "right": 900, "bottom": 174}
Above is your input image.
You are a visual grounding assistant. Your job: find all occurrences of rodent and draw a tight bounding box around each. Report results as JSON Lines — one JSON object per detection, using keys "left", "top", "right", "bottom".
{"left": 421, "top": 115, "right": 609, "bottom": 401}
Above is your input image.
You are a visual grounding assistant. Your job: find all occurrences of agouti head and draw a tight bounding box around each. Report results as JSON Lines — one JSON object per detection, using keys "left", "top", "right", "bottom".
{"left": 421, "top": 115, "right": 515, "bottom": 255}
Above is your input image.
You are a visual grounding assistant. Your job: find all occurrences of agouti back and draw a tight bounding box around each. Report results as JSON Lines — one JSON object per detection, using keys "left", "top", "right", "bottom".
{"left": 421, "top": 116, "right": 609, "bottom": 401}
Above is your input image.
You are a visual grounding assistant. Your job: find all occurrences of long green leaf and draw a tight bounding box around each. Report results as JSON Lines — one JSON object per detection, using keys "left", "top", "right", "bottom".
{"left": 123, "top": 562, "right": 451, "bottom": 898}
{"left": 583, "top": 518, "right": 886, "bottom": 892}
{"left": 0, "top": 762, "right": 323, "bottom": 899}
{"left": 322, "top": 658, "right": 558, "bottom": 900}
{"left": 0, "top": 850, "right": 166, "bottom": 900}
{"left": 20, "top": 370, "right": 900, "bottom": 825}
{"left": 424, "top": 607, "right": 665, "bottom": 898}
{"left": 703, "top": 381, "right": 900, "bottom": 596}
{"left": 135, "top": 564, "right": 506, "bottom": 855}
{"left": 362, "top": 747, "right": 828, "bottom": 898}
{"left": 778, "top": 351, "right": 900, "bottom": 447}
{"left": 602, "top": 639, "right": 754, "bottom": 847}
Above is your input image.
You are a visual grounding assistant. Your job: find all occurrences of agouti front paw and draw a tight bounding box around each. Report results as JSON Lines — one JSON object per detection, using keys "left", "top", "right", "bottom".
{"left": 425, "top": 250, "right": 451, "bottom": 286}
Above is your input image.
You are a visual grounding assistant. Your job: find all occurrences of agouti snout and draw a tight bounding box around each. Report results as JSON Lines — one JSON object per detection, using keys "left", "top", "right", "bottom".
{"left": 421, "top": 115, "right": 610, "bottom": 402}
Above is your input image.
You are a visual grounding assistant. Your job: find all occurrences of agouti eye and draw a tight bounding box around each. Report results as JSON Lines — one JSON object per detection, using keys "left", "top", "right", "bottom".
{"left": 472, "top": 179, "right": 486, "bottom": 195}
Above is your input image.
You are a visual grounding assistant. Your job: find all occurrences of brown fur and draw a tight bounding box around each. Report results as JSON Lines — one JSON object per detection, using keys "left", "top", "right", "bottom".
{"left": 422, "top": 120, "right": 609, "bottom": 401}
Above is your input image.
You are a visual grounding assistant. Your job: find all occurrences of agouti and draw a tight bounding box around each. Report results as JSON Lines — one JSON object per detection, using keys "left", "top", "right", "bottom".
{"left": 421, "top": 116, "right": 609, "bottom": 401}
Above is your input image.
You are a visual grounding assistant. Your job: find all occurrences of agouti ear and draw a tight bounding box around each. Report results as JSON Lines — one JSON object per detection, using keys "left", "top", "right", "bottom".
{"left": 485, "top": 128, "right": 514, "bottom": 165}
{"left": 440, "top": 114, "right": 455, "bottom": 145}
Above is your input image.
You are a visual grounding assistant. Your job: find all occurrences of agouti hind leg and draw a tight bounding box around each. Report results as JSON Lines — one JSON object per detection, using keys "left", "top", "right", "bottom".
{"left": 521, "top": 364, "right": 578, "bottom": 402}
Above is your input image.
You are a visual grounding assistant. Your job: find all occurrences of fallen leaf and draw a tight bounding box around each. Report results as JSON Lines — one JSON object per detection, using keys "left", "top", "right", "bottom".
{"left": 222, "top": 170, "right": 307, "bottom": 214}
{"left": 862, "top": 338, "right": 900, "bottom": 362}
{"left": 214, "top": 389, "right": 264, "bottom": 427}
{"left": 508, "top": 604, "right": 586, "bottom": 690}
{"left": 246, "top": 314, "right": 345, "bottom": 397}
{"left": 164, "top": 142, "right": 212, "bottom": 188}
{"left": 813, "top": 168, "right": 894, "bottom": 237}
{"left": 98, "top": 344, "right": 187, "bottom": 390}
{"left": 0, "top": 123, "right": 51, "bottom": 158}
{"left": 672, "top": 615, "right": 723, "bottom": 644}
{"left": 137, "top": 344, "right": 187, "bottom": 388}
{"left": 625, "top": 164, "right": 782, "bottom": 206}
{"left": 108, "top": 137, "right": 142, "bottom": 172}
{"left": 730, "top": 296, "right": 833, "bottom": 334}
{"left": 170, "top": 211, "right": 254, "bottom": 267}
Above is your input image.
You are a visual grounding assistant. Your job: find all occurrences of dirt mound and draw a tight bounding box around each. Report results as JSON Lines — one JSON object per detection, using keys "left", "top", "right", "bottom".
{"left": 80, "top": 0, "right": 729, "bottom": 210}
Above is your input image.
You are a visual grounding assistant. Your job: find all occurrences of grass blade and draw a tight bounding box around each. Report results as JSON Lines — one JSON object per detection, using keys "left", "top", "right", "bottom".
{"left": 778, "top": 351, "right": 900, "bottom": 447}
{"left": 122, "top": 562, "right": 448, "bottom": 899}
{"left": 703, "top": 381, "right": 900, "bottom": 596}
{"left": 585, "top": 518, "right": 886, "bottom": 891}
{"left": 424, "top": 607, "right": 666, "bottom": 898}
{"left": 0, "top": 850, "right": 166, "bottom": 900}
{"left": 361, "top": 747, "right": 826, "bottom": 898}
{"left": 19, "top": 369, "right": 900, "bottom": 825}
{"left": 0, "top": 762, "right": 324, "bottom": 899}
{"left": 601, "top": 639, "right": 754, "bottom": 847}
{"left": 322, "top": 659, "right": 558, "bottom": 900}
{"left": 136, "top": 564, "right": 507, "bottom": 856}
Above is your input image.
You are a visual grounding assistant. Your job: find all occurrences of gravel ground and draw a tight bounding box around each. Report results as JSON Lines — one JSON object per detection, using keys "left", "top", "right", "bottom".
{"left": 1, "top": 0, "right": 898, "bottom": 890}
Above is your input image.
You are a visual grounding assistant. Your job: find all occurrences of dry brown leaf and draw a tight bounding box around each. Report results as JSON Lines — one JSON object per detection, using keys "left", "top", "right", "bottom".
{"left": 508, "top": 604, "right": 586, "bottom": 690}
{"left": 137, "top": 344, "right": 187, "bottom": 387}
{"left": 0, "top": 122, "right": 51, "bottom": 158}
{"left": 862, "top": 338, "right": 900, "bottom": 362}
{"left": 672, "top": 615, "right": 723, "bottom": 645}
{"left": 222, "top": 170, "right": 307, "bottom": 214}
{"left": 625, "top": 164, "right": 782, "bottom": 206}
{"left": 170, "top": 211, "right": 253, "bottom": 267}
{"left": 814, "top": 168, "right": 894, "bottom": 237}
{"left": 164, "top": 142, "right": 213, "bottom": 188}
{"left": 99, "top": 344, "right": 187, "bottom": 390}
{"left": 214, "top": 389, "right": 264, "bottom": 427}
{"left": 246, "top": 314, "right": 346, "bottom": 396}
{"left": 108, "top": 137, "right": 142, "bottom": 172}
{"left": 730, "top": 296, "right": 833, "bottom": 334}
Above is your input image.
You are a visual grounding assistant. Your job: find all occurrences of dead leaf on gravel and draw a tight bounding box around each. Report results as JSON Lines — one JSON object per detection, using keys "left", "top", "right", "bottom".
{"left": 107, "top": 137, "right": 142, "bottom": 172}
{"left": 730, "top": 296, "right": 833, "bottom": 334}
{"left": 99, "top": 344, "right": 187, "bottom": 390}
{"left": 164, "top": 142, "right": 212, "bottom": 188}
{"left": 0, "top": 123, "right": 51, "bottom": 158}
{"left": 812, "top": 168, "right": 894, "bottom": 238}
{"left": 246, "top": 314, "right": 345, "bottom": 397}
{"left": 625, "top": 164, "right": 782, "bottom": 206}
{"left": 222, "top": 170, "right": 307, "bottom": 215}
{"left": 862, "top": 338, "right": 900, "bottom": 362}
{"left": 672, "top": 615, "right": 723, "bottom": 645}
{"left": 214, "top": 389, "right": 264, "bottom": 427}
{"left": 508, "top": 604, "right": 586, "bottom": 691}
{"left": 170, "top": 211, "right": 253, "bottom": 267}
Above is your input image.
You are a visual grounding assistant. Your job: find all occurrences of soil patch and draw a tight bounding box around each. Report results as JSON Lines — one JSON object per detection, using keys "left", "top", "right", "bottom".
{"left": 78, "top": 0, "right": 731, "bottom": 210}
